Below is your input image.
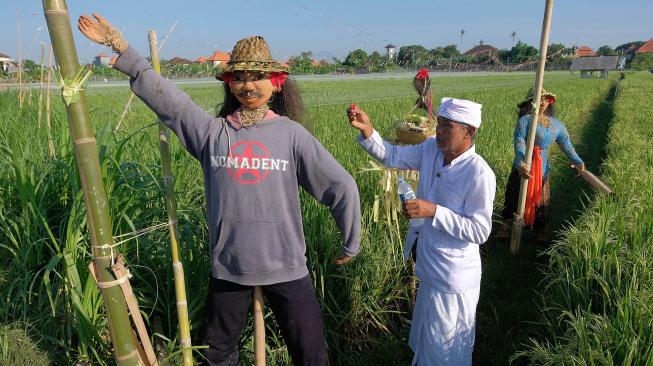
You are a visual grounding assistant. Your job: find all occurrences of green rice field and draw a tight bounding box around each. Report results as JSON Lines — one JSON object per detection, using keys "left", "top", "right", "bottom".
{"left": 1, "top": 70, "right": 651, "bottom": 365}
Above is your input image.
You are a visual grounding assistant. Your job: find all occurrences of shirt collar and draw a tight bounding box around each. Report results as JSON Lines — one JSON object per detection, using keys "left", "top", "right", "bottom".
{"left": 447, "top": 144, "right": 476, "bottom": 166}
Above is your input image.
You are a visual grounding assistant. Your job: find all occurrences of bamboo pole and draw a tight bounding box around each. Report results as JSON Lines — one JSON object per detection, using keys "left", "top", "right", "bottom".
{"left": 114, "top": 21, "right": 177, "bottom": 132}
{"left": 253, "top": 286, "right": 266, "bottom": 366}
{"left": 16, "top": 7, "right": 23, "bottom": 108}
{"left": 45, "top": 44, "right": 56, "bottom": 158}
{"left": 38, "top": 42, "right": 46, "bottom": 129}
{"left": 42, "top": 1, "right": 142, "bottom": 365}
{"left": 510, "top": 0, "right": 554, "bottom": 255}
{"left": 147, "top": 30, "right": 194, "bottom": 366}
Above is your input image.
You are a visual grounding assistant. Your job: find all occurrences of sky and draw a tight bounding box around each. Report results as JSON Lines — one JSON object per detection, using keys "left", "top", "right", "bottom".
{"left": 1, "top": 0, "right": 652, "bottom": 64}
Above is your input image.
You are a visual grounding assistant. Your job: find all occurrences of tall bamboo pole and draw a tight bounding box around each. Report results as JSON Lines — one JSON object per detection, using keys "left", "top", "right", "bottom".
{"left": 42, "top": 1, "right": 142, "bottom": 364}
{"left": 147, "top": 30, "right": 193, "bottom": 366}
{"left": 16, "top": 7, "right": 23, "bottom": 108}
{"left": 510, "top": 0, "right": 554, "bottom": 255}
{"left": 38, "top": 42, "right": 46, "bottom": 129}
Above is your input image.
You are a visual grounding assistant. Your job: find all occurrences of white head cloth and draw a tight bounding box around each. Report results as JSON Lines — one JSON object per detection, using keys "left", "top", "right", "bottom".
{"left": 437, "top": 97, "right": 482, "bottom": 128}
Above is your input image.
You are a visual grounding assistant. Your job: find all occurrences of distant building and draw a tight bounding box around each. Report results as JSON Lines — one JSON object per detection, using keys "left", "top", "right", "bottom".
{"left": 169, "top": 57, "right": 193, "bottom": 65}
{"left": 0, "top": 52, "right": 16, "bottom": 72}
{"left": 385, "top": 44, "right": 397, "bottom": 60}
{"left": 635, "top": 39, "right": 653, "bottom": 54}
{"left": 108, "top": 56, "right": 117, "bottom": 67}
{"left": 575, "top": 46, "right": 596, "bottom": 57}
{"left": 463, "top": 44, "right": 498, "bottom": 58}
{"left": 570, "top": 56, "right": 619, "bottom": 78}
{"left": 94, "top": 53, "right": 111, "bottom": 67}
{"left": 207, "top": 51, "right": 230, "bottom": 67}
{"left": 194, "top": 56, "right": 208, "bottom": 64}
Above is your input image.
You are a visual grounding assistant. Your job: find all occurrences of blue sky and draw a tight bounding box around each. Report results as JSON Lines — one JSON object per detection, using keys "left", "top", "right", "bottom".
{"left": 1, "top": 0, "right": 652, "bottom": 64}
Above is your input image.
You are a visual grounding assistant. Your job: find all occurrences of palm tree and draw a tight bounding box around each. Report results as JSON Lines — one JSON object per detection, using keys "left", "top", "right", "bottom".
{"left": 460, "top": 29, "right": 466, "bottom": 51}
{"left": 479, "top": 39, "right": 484, "bottom": 46}
{"left": 511, "top": 31, "right": 517, "bottom": 47}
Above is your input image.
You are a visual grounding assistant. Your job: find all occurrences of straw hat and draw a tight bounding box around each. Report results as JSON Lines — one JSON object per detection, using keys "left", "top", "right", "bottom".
{"left": 220, "top": 36, "right": 290, "bottom": 75}
{"left": 518, "top": 87, "right": 556, "bottom": 107}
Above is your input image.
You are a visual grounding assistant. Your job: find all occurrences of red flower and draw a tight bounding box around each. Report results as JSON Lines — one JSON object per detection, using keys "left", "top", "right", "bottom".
{"left": 269, "top": 72, "right": 288, "bottom": 87}
{"left": 218, "top": 72, "right": 233, "bottom": 83}
{"left": 415, "top": 68, "right": 429, "bottom": 79}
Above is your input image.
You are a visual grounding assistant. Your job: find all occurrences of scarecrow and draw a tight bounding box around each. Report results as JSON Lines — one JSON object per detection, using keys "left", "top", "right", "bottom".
{"left": 78, "top": 13, "right": 361, "bottom": 366}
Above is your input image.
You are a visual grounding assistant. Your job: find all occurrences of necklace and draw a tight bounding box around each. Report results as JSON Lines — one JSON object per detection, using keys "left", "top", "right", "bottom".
{"left": 239, "top": 105, "right": 270, "bottom": 126}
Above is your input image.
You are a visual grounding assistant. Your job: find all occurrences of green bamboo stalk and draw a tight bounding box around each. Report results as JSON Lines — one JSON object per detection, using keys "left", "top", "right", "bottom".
{"left": 42, "top": 1, "right": 141, "bottom": 365}
{"left": 147, "top": 30, "right": 194, "bottom": 366}
{"left": 510, "top": 0, "right": 554, "bottom": 254}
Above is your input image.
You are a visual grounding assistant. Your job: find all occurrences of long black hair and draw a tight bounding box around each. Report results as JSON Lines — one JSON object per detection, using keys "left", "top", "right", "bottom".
{"left": 517, "top": 100, "right": 557, "bottom": 118}
{"left": 217, "top": 78, "right": 305, "bottom": 123}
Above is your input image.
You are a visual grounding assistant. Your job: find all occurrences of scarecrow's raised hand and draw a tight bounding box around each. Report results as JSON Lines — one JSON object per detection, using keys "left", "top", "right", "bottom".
{"left": 78, "top": 13, "right": 128, "bottom": 54}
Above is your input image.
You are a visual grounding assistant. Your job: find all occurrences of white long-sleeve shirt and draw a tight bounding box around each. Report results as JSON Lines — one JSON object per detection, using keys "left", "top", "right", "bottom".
{"left": 358, "top": 130, "right": 496, "bottom": 293}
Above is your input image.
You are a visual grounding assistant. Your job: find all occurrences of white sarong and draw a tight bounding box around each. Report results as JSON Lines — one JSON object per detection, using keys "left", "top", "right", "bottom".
{"left": 409, "top": 283, "right": 480, "bottom": 366}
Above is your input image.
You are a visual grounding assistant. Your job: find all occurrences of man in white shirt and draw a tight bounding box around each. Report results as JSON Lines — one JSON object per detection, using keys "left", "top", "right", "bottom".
{"left": 348, "top": 98, "right": 496, "bottom": 365}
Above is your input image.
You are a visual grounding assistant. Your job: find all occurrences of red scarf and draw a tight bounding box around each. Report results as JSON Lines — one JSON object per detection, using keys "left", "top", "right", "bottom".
{"left": 524, "top": 146, "right": 543, "bottom": 226}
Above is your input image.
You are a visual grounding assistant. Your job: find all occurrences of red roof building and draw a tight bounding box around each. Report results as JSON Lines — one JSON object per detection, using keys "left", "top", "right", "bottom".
{"left": 207, "top": 51, "right": 230, "bottom": 67}
{"left": 169, "top": 57, "right": 192, "bottom": 65}
{"left": 463, "top": 45, "right": 498, "bottom": 57}
{"left": 194, "top": 56, "right": 208, "bottom": 64}
{"left": 575, "top": 46, "right": 596, "bottom": 57}
{"left": 635, "top": 39, "right": 653, "bottom": 53}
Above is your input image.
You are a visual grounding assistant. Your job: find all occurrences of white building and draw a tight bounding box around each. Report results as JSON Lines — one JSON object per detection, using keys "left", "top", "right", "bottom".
{"left": 385, "top": 44, "right": 397, "bottom": 60}
{"left": 0, "top": 52, "right": 16, "bottom": 72}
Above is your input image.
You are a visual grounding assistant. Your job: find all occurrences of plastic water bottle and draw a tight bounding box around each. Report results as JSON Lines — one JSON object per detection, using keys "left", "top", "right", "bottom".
{"left": 397, "top": 177, "right": 424, "bottom": 226}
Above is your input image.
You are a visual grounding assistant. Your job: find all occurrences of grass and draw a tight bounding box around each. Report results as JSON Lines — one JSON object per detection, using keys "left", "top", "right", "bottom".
{"left": 0, "top": 71, "right": 632, "bottom": 365}
{"left": 514, "top": 72, "right": 653, "bottom": 365}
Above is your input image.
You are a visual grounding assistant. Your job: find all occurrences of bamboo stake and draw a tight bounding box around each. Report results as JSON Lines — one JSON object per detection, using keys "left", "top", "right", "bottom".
{"left": 253, "top": 286, "right": 266, "bottom": 366}
{"left": 38, "top": 42, "right": 46, "bottom": 129}
{"left": 45, "top": 44, "right": 55, "bottom": 158}
{"left": 16, "top": 7, "right": 23, "bottom": 108}
{"left": 42, "top": 2, "right": 142, "bottom": 365}
{"left": 114, "top": 20, "right": 177, "bottom": 132}
{"left": 147, "top": 30, "right": 194, "bottom": 366}
{"left": 510, "top": 0, "right": 554, "bottom": 255}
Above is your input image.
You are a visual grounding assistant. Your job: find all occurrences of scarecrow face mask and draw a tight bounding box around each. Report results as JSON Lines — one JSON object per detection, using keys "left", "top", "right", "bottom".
{"left": 228, "top": 71, "right": 275, "bottom": 109}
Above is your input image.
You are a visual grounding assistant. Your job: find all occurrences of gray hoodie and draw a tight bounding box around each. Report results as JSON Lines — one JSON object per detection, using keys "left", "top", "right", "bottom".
{"left": 114, "top": 46, "right": 361, "bottom": 285}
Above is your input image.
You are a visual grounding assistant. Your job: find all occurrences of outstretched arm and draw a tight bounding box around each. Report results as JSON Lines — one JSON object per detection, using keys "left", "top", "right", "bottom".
{"left": 78, "top": 13, "right": 213, "bottom": 159}
{"left": 347, "top": 105, "right": 424, "bottom": 170}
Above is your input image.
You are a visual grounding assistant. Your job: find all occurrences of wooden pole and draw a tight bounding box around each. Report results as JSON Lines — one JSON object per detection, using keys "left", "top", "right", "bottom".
{"left": 147, "top": 30, "right": 194, "bottom": 366}
{"left": 510, "top": 0, "right": 555, "bottom": 255}
{"left": 42, "top": 1, "right": 142, "bottom": 364}
{"left": 253, "top": 286, "right": 266, "bottom": 366}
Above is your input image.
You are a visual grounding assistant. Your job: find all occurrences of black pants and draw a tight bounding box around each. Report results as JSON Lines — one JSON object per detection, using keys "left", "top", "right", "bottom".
{"left": 201, "top": 275, "right": 328, "bottom": 366}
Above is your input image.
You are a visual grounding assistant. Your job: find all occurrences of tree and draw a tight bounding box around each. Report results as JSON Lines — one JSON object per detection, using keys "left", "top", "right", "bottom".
{"left": 460, "top": 29, "right": 466, "bottom": 50}
{"left": 547, "top": 43, "right": 566, "bottom": 60}
{"left": 289, "top": 51, "right": 314, "bottom": 73}
{"left": 344, "top": 49, "right": 368, "bottom": 68}
{"left": 397, "top": 45, "right": 430, "bottom": 67}
{"left": 597, "top": 45, "right": 617, "bottom": 56}
{"left": 509, "top": 41, "right": 538, "bottom": 64}
{"left": 367, "top": 51, "right": 387, "bottom": 72}
{"left": 629, "top": 53, "right": 653, "bottom": 70}
{"left": 430, "top": 45, "right": 460, "bottom": 63}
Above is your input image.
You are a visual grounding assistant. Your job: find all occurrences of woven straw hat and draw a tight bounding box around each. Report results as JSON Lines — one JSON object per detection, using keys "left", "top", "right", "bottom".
{"left": 519, "top": 87, "right": 556, "bottom": 107}
{"left": 222, "top": 36, "right": 289, "bottom": 74}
